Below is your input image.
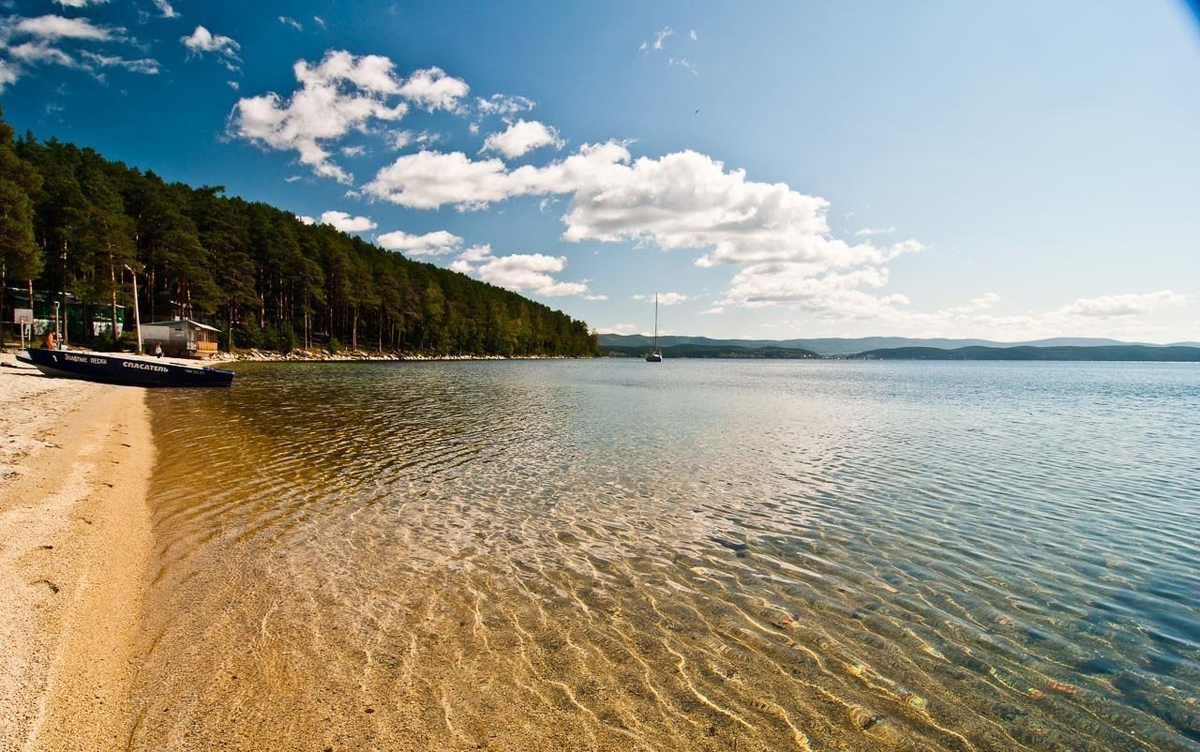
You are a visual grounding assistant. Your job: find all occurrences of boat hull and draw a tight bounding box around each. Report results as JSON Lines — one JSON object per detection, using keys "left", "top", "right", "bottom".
{"left": 17, "top": 349, "right": 234, "bottom": 387}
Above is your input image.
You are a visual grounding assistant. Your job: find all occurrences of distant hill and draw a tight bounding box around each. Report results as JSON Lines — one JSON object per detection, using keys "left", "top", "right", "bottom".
{"left": 854, "top": 345, "right": 1200, "bottom": 362}
{"left": 597, "top": 333, "right": 1164, "bottom": 356}
{"left": 603, "top": 343, "right": 818, "bottom": 359}
{"left": 598, "top": 333, "right": 1200, "bottom": 361}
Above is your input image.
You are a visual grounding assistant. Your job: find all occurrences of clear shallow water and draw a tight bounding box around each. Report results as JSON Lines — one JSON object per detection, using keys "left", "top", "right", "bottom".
{"left": 131, "top": 360, "right": 1200, "bottom": 751}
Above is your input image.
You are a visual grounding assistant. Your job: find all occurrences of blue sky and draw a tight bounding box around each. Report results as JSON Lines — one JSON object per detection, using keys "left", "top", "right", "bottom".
{"left": 2, "top": 0, "right": 1198, "bottom": 342}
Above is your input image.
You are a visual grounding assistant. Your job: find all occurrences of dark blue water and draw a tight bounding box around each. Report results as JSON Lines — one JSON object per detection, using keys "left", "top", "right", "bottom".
{"left": 132, "top": 360, "right": 1200, "bottom": 751}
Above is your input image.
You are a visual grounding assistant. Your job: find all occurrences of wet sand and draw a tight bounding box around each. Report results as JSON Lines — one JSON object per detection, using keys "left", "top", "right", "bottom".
{"left": 0, "top": 350, "right": 155, "bottom": 752}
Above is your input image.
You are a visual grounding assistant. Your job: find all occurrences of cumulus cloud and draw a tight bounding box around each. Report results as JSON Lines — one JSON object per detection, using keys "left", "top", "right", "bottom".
{"left": 476, "top": 93, "right": 535, "bottom": 118}
{"left": 230, "top": 51, "right": 471, "bottom": 182}
{"left": 297, "top": 215, "right": 316, "bottom": 225}
{"left": 320, "top": 210, "right": 377, "bottom": 233}
{"left": 476, "top": 253, "right": 588, "bottom": 297}
{"left": 397, "top": 66, "right": 469, "bottom": 112}
{"left": 449, "top": 246, "right": 590, "bottom": 297}
{"left": 152, "top": 0, "right": 178, "bottom": 18}
{"left": 181, "top": 26, "right": 241, "bottom": 71}
{"left": 365, "top": 150, "right": 511, "bottom": 209}
{"left": 1059, "top": 290, "right": 1186, "bottom": 318}
{"left": 481, "top": 119, "right": 564, "bottom": 159}
{"left": 13, "top": 14, "right": 116, "bottom": 41}
{"left": 376, "top": 229, "right": 464, "bottom": 256}
{"left": 634, "top": 292, "right": 690, "bottom": 306}
{"left": 0, "top": 60, "right": 19, "bottom": 91}
{"left": 366, "top": 142, "right": 925, "bottom": 314}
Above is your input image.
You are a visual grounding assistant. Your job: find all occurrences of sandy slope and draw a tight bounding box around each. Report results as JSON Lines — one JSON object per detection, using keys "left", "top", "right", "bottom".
{"left": 0, "top": 350, "right": 155, "bottom": 752}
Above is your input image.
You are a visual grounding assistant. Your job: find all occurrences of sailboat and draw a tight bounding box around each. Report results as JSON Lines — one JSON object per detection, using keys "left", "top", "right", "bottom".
{"left": 645, "top": 293, "right": 663, "bottom": 362}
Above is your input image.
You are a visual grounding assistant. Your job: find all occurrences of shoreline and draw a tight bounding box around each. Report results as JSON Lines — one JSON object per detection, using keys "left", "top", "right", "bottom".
{"left": 0, "top": 350, "right": 156, "bottom": 752}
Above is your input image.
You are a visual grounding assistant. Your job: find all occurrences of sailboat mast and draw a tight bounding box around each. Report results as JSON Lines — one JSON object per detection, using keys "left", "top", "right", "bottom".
{"left": 653, "top": 293, "right": 658, "bottom": 350}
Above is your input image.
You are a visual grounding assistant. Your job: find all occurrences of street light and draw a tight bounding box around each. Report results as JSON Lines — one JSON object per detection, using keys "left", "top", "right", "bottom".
{"left": 123, "top": 265, "right": 143, "bottom": 355}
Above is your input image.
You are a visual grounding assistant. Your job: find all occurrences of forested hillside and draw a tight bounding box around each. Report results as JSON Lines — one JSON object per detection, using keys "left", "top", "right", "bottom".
{"left": 0, "top": 109, "right": 597, "bottom": 357}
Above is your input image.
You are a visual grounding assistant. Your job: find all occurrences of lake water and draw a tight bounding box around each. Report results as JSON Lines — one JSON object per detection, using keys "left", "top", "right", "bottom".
{"left": 130, "top": 360, "right": 1200, "bottom": 751}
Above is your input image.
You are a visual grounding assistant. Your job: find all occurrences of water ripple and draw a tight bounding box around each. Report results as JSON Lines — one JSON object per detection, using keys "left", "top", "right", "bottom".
{"left": 126, "top": 360, "right": 1200, "bottom": 751}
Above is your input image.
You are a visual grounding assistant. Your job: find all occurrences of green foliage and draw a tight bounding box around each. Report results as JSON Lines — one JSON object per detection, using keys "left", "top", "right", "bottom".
{"left": 233, "top": 317, "right": 263, "bottom": 349}
{"left": 326, "top": 336, "right": 341, "bottom": 354}
{"left": 3, "top": 110, "right": 599, "bottom": 356}
{"left": 276, "top": 323, "right": 297, "bottom": 355}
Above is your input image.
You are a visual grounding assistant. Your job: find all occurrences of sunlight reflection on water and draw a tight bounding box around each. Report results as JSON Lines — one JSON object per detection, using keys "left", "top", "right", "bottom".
{"left": 131, "top": 360, "right": 1200, "bottom": 751}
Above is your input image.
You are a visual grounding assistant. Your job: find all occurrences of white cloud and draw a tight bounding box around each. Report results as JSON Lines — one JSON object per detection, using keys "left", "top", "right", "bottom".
{"left": 297, "top": 215, "right": 316, "bottom": 225}
{"left": 79, "top": 51, "right": 159, "bottom": 74}
{"left": 955, "top": 292, "right": 1001, "bottom": 312}
{"left": 690, "top": 30, "right": 697, "bottom": 41}
{"left": 7, "top": 41, "right": 79, "bottom": 68}
{"left": 0, "top": 60, "right": 19, "bottom": 91}
{"left": 229, "top": 50, "right": 411, "bottom": 183}
{"left": 596, "top": 323, "right": 638, "bottom": 334}
{"left": 634, "top": 292, "right": 690, "bottom": 306}
{"left": 397, "top": 66, "right": 469, "bottom": 113}
{"left": 279, "top": 16, "right": 302, "bottom": 31}
{"left": 1059, "top": 290, "right": 1186, "bottom": 318}
{"left": 669, "top": 58, "right": 698, "bottom": 75}
{"left": 583, "top": 294, "right": 608, "bottom": 301}
{"left": 54, "top": 0, "right": 108, "bottom": 7}
{"left": 320, "top": 210, "right": 377, "bottom": 233}
{"left": 414, "top": 130, "right": 441, "bottom": 147}
{"left": 449, "top": 246, "right": 590, "bottom": 297}
{"left": 459, "top": 244, "right": 493, "bottom": 262}
{"left": 181, "top": 26, "right": 241, "bottom": 70}
{"left": 854, "top": 225, "right": 897, "bottom": 237}
{"left": 341, "top": 145, "right": 366, "bottom": 157}
{"left": 641, "top": 26, "right": 674, "bottom": 53}
{"left": 720, "top": 263, "right": 913, "bottom": 316}
{"left": 390, "top": 130, "right": 412, "bottom": 150}
{"left": 376, "top": 229, "right": 463, "bottom": 256}
{"left": 152, "top": 0, "right": 178, "bottom": 18}
{"left": 364, "top": 142, "right": 925, "bottom": 315}
{"left": 476, "top": 93, "right": 535, "bottom": 118}
{"left": 229, "top": 52, "right": 470, "bottom": 183}
{"left": 476, "top": 253, "right": 588, "bottom": 297}
{"left": 14, "top": 14, "right": 115, "bottom": 41}
{"left": 365, "top": 150, "right": 511, "bottom": 209}
{"left": 313, "top": 16, "right": 326, "bottom": 28}
{"left": 481, "top": 119, "right": 564, "bottom": 159}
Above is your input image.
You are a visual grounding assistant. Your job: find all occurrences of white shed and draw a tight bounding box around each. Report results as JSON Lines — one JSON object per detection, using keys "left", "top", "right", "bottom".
{"left": 142, "top": 319, "right": 221, "bottom": 358}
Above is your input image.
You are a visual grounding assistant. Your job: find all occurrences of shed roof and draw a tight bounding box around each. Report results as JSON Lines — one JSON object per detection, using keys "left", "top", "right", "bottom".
{"left": 143, "top": 318, "right": 221, "bottom": 333}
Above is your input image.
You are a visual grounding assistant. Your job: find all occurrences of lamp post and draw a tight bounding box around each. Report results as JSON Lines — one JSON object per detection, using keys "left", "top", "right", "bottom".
{"left": 123, "top": 265, "right": 143, "bottom": 354}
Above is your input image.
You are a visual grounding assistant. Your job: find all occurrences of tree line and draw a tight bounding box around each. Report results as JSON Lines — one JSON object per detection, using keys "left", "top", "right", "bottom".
{"left": 0, "top": 108, "right": 598, "bottom": 357}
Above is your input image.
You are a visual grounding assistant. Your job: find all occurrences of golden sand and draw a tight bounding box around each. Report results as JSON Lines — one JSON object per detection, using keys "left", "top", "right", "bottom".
{"left": 0, "top": 350, "right": 155, "bottom": 752}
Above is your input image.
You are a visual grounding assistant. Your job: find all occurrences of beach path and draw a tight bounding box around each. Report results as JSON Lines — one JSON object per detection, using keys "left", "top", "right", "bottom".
{"left": 0, "top": 351, "right": 155, "bottom": 752}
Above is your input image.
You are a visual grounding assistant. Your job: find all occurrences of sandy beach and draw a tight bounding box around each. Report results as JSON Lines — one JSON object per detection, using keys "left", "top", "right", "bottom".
{"left": 0, "top": 349, "right": 155, "bottom": 752}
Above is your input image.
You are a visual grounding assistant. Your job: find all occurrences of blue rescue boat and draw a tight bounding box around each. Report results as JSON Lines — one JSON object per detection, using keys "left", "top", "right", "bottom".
{"left": 17, "top": 348, "right": 234, "bottom": 388}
